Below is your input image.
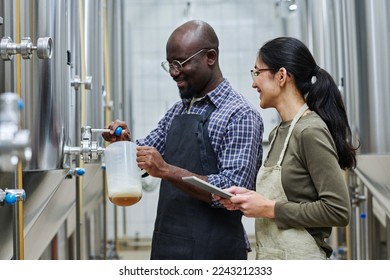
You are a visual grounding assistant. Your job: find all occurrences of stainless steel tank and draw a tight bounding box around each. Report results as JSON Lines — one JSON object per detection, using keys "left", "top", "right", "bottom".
{"left": 0, "top": 0, "right": 119, "bottom": 259}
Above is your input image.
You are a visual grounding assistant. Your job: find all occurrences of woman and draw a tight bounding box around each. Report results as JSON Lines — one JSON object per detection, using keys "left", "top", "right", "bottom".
{"left": 216, "top": 37, "right": 357, "bottom": 259}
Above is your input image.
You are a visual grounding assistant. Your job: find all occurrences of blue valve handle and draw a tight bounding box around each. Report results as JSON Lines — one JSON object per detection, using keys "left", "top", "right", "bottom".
{"left": 114, "top": 126, "right": 123, "bottom": 136}
{"left": 69, "top": 168, "right": 85, "bottom": 176}
{"left": 5, "top": 193, "right": 16, "bottom": 205}
{"left": 75, "top": 168, "right": 85, "bottom": 176}
{"left": 17, "top": 99, "right": 24, "bottom": 110}
{"left": 95, "top": 127, "right": 122, "bottom": 136}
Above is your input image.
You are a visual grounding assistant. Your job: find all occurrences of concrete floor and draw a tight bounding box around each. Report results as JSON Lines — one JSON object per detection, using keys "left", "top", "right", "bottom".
{"left": 115, "top": 237, "right": 256, "bottom": 260}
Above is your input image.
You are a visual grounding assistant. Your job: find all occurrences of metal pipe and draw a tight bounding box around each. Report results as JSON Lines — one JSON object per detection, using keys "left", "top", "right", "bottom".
{"left": 12, "top": 171, "right": 22, "bottom": 260}
{"left": 74, "top": 75, "right": 83, "bottom": 260}
{"left": 114, "top": 204, "right": 119, "bottom": 257}
{"left": 74, "top": 0, "right": 88, "bottom": 260}
{"left": 103, "top": 0, "right": 112, "bottom": 125}
{"left": 345, "top": 224, "right": 351, "bottom": 260}
{"left": 102, "top": 170, "right": 107, "bottom": 260}
{"left": 75, "top": 164, "right": 84, "bottom": 260}
{"left": 123, "top": 207, "right": 127, "bottom": 247}
{"left": 354, "top": 202, "right": 361, "bottom": 259}
{"left": 91, "top": 128, "right": 110, "bottom": 133}
{"left": 387, "top": 216, "right": 390, "bottom": 259}
{"left": 365, "top": 189, "right": 373, "bottom": 259}
{"left": 102, "top": 0, "right": 111, "bottom": 259}
{"left": 14, "top": 0, "right": 24, "bottom": 260}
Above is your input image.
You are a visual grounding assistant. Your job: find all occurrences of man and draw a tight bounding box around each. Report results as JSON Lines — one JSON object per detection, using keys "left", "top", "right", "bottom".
{"left": 103, "top": 20, "right": 263, "bottom": 259}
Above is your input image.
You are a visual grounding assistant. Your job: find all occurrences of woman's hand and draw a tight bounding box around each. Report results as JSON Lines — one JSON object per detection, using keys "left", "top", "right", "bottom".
{"left": 214, "top": 186, "right": 276, "bottom": 218}
{"left": 214, "top": 186, "right": 250, "bottom": 210}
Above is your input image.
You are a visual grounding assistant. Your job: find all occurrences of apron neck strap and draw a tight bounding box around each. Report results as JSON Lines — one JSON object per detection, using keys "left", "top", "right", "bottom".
{"left": 276, "top": 103, "right": 309, "bottom": 166}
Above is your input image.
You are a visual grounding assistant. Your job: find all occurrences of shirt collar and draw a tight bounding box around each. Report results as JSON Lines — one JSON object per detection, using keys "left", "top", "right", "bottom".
{"left": 181, "top": 78, "right": 230, "bottom": 108}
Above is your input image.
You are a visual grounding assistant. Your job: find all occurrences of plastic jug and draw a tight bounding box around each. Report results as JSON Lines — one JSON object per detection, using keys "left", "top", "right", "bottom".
{"left": 104, "top": 141, "right": 142, "bottom": 206}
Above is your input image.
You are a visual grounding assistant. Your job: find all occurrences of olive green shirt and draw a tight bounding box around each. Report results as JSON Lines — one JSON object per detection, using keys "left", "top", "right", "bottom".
{"left": 265, "top": 111, "right": 351, "bottom": 257}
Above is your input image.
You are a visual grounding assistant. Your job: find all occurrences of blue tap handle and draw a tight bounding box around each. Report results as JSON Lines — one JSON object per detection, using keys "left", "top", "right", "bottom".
{"left": 75, "top": 168, "right": 85, "bottom": 176}
{"left": 17, "top": 99, "right": 24, "bottom": 110}
{"left": 5, "top": 193, "right": 16, "bottom": 205}
{"left": 114, "top": 127, "right": 123, "bottom": 136}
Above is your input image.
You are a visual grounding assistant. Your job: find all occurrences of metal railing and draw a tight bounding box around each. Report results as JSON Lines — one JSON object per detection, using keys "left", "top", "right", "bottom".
{"left": 348, "top": 160, "right": 390, "bottom": 259}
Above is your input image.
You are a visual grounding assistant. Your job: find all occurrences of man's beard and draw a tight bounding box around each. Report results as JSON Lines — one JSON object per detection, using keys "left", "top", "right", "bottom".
{"left": 179, "top": 83, "right": 196, "bottom": 99}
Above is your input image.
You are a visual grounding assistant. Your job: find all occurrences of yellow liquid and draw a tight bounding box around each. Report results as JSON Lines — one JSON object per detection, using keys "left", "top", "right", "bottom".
{"left": 109, "top": 194, "right": 142, "bottom": 206}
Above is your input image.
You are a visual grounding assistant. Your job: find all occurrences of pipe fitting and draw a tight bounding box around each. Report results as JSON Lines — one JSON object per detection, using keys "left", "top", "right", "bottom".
{"left": 0, "top": 36, "right": 52, "bottom": 61}
{"left": 71, "top": 75, "right": 93, "bottom": 90}
{"left": 64, "top": 126, "right": 108, "bottom": 164}
{"left": 0, "top": 189, "right": 26, "bottom": 205}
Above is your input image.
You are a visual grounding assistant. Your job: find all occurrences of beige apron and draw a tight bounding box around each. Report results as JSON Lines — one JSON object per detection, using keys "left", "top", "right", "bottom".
{"left": 255, "top": 104, "right": 326, "bottom": 260}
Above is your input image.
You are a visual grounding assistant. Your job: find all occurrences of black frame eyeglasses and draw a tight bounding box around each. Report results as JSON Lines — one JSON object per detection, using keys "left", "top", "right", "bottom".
{"left": 250, "top": 68, "right": 275, "bottom": 81}
{"left": 161, "top": 49, "right": 208, "bottom": 74}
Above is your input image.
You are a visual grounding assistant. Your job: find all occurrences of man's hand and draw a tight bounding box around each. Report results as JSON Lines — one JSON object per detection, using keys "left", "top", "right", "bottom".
{"left": 136, "top": 146, "right": 170, "bottom": 179}
{"left": 102, "top": 120, "right": 131, "bottom": 143}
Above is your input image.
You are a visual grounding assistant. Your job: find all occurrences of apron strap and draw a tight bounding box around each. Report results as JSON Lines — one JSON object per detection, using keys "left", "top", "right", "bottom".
{"left": 200, "top": 102, "right": 216, "bottom": 122}
{"left": 198, "top": 102, "right": 217, "bottom": 172}
{"left": 276, "top": 103, "right": 309, "bottom": 166}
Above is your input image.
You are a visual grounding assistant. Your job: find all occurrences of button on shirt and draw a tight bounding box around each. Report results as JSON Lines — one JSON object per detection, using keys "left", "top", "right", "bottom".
{"left": 137, "top": 79, "right": 264, "bottom": 208}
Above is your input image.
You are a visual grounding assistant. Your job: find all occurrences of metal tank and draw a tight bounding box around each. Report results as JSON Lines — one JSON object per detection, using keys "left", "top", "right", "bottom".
{"left": 0, "top": 0, "right": 125, "bottom": 260}
{"left": 348, "top": 0, "right": 390, "bottom": 260}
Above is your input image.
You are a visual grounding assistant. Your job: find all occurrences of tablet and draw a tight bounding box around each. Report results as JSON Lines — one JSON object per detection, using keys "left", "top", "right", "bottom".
{"left": 182, "top": 176, "right": 233, "bottom": 199}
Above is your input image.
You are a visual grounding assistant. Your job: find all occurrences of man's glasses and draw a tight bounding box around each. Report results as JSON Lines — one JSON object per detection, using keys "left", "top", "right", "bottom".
{"left": 250, "top": 68, "right": 275, "bottom": 81}
{"left": 161, "top": 49, "right": 208, "bottom": 74}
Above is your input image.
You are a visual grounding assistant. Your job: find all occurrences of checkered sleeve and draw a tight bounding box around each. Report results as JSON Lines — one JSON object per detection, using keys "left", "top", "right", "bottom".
{"left": 208, "top": 107, "right": 263, "bottom": 208}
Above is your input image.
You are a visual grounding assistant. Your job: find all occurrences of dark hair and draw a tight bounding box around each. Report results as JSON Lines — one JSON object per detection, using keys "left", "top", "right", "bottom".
{"left": 258, "top": 37, "right": 357, "bottom": 169}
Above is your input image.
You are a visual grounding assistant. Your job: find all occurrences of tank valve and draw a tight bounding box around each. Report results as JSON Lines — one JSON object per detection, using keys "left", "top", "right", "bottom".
{"left": 66, "top": 167, "right": 86, "bottom": 178}
{"left": 91, "top": 127, "right": 123, "bottom": 136}
{"left": 0, "top": 189, "right": 26, "bottom": 205}
{"left": 63, "top": 126, "right": 121, "bottom": 164}
{"left": 0, "top": 36, "right": 52, "bottom": 61}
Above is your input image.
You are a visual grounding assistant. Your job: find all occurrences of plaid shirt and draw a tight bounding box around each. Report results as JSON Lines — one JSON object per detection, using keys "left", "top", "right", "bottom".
{"left": 137, "top": 79, "right": 264, "bottom": 200}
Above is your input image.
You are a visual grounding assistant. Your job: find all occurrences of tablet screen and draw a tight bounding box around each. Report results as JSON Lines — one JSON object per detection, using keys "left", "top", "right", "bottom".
{"left": 182, "top": 176, "right": 233, "bottom": 199}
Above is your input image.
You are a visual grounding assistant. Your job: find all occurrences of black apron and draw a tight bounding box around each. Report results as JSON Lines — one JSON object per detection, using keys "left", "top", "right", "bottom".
{"left": 150, "top": 104, "right": 247, "bottom": 260}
